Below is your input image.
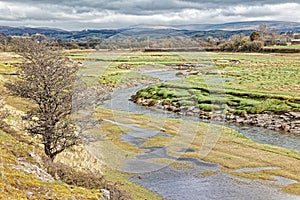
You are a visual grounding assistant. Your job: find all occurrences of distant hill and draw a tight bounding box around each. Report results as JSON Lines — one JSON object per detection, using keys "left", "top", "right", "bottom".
{"left": 0, "top": 26, "right": 69, "bottom": 37}
{"left": 175, "top": 21, "right": 300, "bottom": 31}
{"left": 0, "top": 21, "right": 299, "bottom": 40}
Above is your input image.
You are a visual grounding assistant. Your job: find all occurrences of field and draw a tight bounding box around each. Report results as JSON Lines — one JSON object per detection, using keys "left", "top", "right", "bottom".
{"left": 1, "top": 50, "right": 300, "bottom": 198}
{"left": 133, "top": 52, "right": 300, "bottom": 114}
{"left": 130, "top": 52, "right": 300, "bottom": 136}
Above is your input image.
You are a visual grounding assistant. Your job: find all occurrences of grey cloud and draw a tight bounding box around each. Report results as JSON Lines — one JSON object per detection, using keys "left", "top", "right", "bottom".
{"left": 0, "top": 0, "right": 299, "bottom": 30}
{"left": 3, "top": 0, "right": 298, "bottom": 14}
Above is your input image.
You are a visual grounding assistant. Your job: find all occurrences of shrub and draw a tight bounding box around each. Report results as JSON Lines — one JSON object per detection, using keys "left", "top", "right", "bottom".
{"left": 44, "top": 160, "right": 131, "bottom": 200}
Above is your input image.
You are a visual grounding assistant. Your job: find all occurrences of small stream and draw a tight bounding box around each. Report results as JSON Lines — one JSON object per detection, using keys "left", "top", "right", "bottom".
{"left": 98, "top": 69, "right": 300, "bottom": 200}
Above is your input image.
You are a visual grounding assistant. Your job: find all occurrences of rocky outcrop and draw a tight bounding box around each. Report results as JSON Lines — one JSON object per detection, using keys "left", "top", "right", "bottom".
{"left": 222, "top": 112, "right": 300, "bottom": 134}
{"left": 9, "top": 155, "right": 54, "bottom": 182}
{"left": 133, "top": 97, "right": 300, "bottom": 134}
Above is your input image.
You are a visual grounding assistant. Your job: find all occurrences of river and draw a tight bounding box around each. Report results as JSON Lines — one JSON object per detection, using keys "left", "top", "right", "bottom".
{"left": 96, "top": 69, "right": 300, "bottom": 200}
{"left": 101, "top": 70, "right": 300, "bottom": 153}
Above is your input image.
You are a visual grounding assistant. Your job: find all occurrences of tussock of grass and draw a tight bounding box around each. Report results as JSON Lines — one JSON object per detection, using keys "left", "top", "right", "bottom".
{"left": 230, "top": 171, "right": 276, "bottom": 181}
{"left": 197, "top": 171, "right": 219, "bottom": 177}
{"left": 284, "top": 183, "right": 300, "bottom": 195}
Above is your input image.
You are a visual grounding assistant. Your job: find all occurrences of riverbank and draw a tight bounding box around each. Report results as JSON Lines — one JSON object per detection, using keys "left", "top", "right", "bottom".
{"left": 131, "top": 97, "right": 300, "bottom": 134}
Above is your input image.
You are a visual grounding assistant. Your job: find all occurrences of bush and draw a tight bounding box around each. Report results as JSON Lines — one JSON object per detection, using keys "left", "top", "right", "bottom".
{"left": 248, "top": 41, "right": 263, "bottom": 52}
{"left": 44, "top": 160, "right": 131, "bottom": 200}
{"left": 219, "top": 39, "right": 263, "bottom": 52}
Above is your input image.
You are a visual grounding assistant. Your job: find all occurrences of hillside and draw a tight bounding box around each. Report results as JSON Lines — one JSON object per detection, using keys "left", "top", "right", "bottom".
{"left": 175, "top": 21, "right": 300, "bottom": 31}
{"left": 0, "top": 21, "right": 299, "bottom": 41}
{"left": 0, "top": 50, "right": 166, "bottom": 200}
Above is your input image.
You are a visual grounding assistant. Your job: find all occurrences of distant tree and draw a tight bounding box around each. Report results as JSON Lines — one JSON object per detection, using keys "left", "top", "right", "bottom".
{"left": 259, "top": 24, "right": 267, "bottom": 37}
{"left": 248, "top": 41, "right": 263, "bottom": 52}
{"left": 219, "top": 34, "right": 247, "bottom": 51}
{"left": 6, "top": 38, "right": 80, "bottom": 160}
{"left": 250, "top": 31, "right": 260, "bottom": 41}
{"left": 0, "top": 34, "right": 13, "bottom": 52}
{"left": 0, "top": 33, "right": 7, "bottom": 52}
{"left": 270, "top": 29, "right": 280, "bottom": 45}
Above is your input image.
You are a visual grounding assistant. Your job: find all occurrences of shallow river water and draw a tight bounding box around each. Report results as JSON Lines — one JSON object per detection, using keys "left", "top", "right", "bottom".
{"left": 98, "top": 70, "right": 300, "bottom": 200}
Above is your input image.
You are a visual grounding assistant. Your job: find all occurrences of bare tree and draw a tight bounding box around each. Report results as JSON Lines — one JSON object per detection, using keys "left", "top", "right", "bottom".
{"left": 258, "top": 23, "right": 267, "bottom": 38}
{"left": 6, "top": 38, "right": 80, "bottom": 160}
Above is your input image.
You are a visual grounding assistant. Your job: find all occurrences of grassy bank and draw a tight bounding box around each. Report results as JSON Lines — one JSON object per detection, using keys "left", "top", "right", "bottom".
{"left": 264, "top": 44, "right": 300, "bottom": 49}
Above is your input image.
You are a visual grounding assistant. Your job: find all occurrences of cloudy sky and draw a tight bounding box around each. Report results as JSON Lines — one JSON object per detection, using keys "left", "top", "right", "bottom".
{"left": 0, "top": 0, "right": 299, "bottom": 30}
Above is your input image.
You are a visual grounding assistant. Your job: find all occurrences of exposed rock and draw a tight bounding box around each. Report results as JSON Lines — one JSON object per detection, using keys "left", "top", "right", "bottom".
{"left": 118, "top": 63, "right": 131, "bottom": 69}
{"left": 236, "top": 117, "right": 244, "bottom": 123}
{"left": 100, "top": 189, "right": 111, "bottom": 200}
{"left": 132, "top": 96, "right": 300, "bottom": 134}
{"left": 293, "top": 120, "right": 300, "bottom": 125}
{"left": 9, "top": 159, "right": 54, "bottom": 182}
{"left": 289, "top": 112, "right": 300, "bottom": 119}
{"left": 160, "top": 128, "right": 166, "bottom": 132}
{"left": 169, "top": 105, "right": 180, "bottom": 112}
{"left": 169, "top": 63, "right": 206, "bottom": 70}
